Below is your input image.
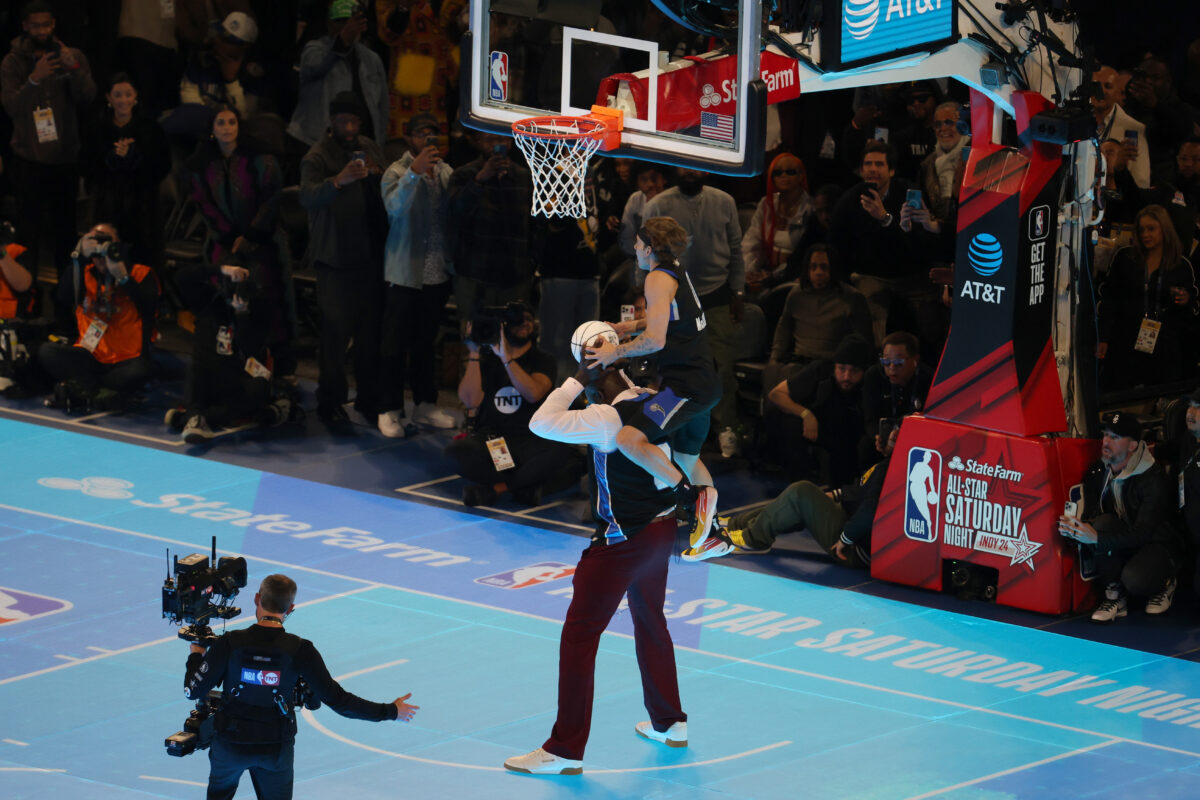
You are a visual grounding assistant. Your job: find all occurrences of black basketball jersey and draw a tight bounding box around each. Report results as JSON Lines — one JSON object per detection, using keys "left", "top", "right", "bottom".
{"left": 652, "top": 264, "right": 717, "bottom": 402}
{"left": 588, "top": 394, "right": 677, "bottom": 545}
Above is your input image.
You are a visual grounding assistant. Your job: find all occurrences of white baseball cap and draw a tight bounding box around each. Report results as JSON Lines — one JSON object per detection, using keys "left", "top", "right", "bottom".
{"left": 219, "top": 11, "right": 258, "bottom": 44}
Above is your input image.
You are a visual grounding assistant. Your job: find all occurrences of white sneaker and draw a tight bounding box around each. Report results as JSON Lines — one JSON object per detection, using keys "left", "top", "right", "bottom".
{"left": 182, "top": 415, "right": 214, "bottom": 444}
{"left": 635, "top": 720, "right": 687, "bottom": 748}
{"left": 1090, "top": 583, "right": 1127, "bottom": 624}
{"left": 378, "top": 410, "right": 405, "bottom": 438}
{"left": 718, "top": 427, "right": 738, "bottom": 457}
{"left": 503, "top": 747, "right": 582, "bottom": 775}
{"left": 1146, "top": 577, "right": 1177, "bottom": 615}
{"left": 412, "top": 402, "right": 456, "bottom": 429}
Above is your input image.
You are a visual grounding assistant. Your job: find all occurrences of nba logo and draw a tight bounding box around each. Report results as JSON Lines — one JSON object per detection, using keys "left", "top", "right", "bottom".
{"left": 904, "top": 447, "right": 942, "bottom": 542}
{"left": 1029, "top": 204, "right": 1050, "bottom": 241}
{"left": 489, "top": 51, "right": 508, "bottom": 102}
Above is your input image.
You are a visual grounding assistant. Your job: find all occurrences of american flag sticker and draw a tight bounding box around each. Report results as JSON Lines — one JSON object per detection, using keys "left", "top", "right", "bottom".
{"left": 700, "top": 111, "right": 735, "bottom": 141}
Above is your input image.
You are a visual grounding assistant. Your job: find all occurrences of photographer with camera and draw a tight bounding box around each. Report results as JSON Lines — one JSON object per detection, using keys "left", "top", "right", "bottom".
{"left": 447, "top": 302, "right": 576, "bottom": 506}
{"left": 168, "top": 258, "right": 290, "bottom": 444}
{"left": 377, "top": 112, "right": 455, "bottom": 436}
{"left": 0, "top": 221, "right": 36, "bottom": 392}
{"left": 183, "top": 573, "right": 418, "bottom": 799}
{"left": 38, "top": 223, "right": 157, "bottom": 411}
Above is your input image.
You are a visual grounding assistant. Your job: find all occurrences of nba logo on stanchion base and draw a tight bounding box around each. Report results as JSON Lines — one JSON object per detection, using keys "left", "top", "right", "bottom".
{"left": 905, "top": 447, "right": 942, "bottom": 542}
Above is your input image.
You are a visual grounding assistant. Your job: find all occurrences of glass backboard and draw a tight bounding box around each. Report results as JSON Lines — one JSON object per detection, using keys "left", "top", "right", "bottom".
{"left": 462, "top": 0, "right": 765, "bottom": 176}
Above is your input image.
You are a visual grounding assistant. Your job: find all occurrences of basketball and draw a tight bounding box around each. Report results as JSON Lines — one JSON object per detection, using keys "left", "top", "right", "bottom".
{"left": 570, "top": 320, "right": 619, "bottom": 363}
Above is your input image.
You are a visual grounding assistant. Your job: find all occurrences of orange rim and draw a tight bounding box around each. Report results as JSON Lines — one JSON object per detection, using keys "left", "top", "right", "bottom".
{"left": 511, "top": 115, "right": 608, "bottom": 141}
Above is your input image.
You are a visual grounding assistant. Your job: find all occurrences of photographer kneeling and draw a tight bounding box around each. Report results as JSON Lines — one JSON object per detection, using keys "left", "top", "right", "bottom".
{"left": 184, "top": 574, "right": 418, "bottom": 799}
{"left": 169, "top": 259, "right": 290, "bottom": 444}
{"left": 447, "top": 302, "right": 578, "bottom": 506}
{"left": 0, "top": 221, "right": 38, "bottom": 392}
{"left": 39, "top": 223, "right": 157, "bottom": 411}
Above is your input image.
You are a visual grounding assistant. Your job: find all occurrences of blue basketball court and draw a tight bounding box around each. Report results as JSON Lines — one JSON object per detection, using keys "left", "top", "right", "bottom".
{"left": 3, "top": 415, "right": 1200, "bottom": 799}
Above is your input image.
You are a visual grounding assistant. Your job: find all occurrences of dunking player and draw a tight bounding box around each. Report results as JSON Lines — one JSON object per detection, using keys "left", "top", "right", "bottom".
{"left": 504, "top": 357, "right": 688, "bottom": 774}
{"left": 587, "top": 216, "right": 729, "bottom": 560}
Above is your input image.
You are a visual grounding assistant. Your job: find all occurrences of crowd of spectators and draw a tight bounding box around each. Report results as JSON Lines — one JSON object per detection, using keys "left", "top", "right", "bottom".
{"left": 0, "top": 2, "right": 1198, "bottom": 598}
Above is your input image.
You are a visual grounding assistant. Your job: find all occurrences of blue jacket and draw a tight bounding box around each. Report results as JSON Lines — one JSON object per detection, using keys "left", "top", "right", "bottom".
{"left": 287, "top": 37, "right": 389, "bottom": 146}
{"left": 381, "top": 151, "right": 453, "bottom": 288}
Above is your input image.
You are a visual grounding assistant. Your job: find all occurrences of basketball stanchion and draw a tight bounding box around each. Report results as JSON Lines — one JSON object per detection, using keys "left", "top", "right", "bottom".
{"left": 511, "top": 106, "right": 624, "bottom": 219}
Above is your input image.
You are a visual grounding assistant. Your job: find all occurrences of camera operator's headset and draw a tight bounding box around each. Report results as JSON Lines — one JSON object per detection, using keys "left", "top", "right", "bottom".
{"left": 215, "top": 628, "right": 306, "bottom": 745}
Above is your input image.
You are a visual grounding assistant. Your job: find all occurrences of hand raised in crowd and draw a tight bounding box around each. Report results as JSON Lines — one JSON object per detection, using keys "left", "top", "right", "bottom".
{"left": 113, "top": 137, "right": 134, "bottom": 158}
{"left": 56, "top": 40, "right": 78, "bottom": 70}
{"left": 605, "top": 215, "right": 620, "bottom": 232}
{"left": 491, "top": 324, "right": 515, "bottom": 364}
{"left": 339, "top": 11, "right": 369, "bottom": 47}
{"left": 464, "top": 321, "right": 480, "bottom": 356}
{"left": 335, "top": 158, "right": 369, "bottom": 187}
{"left": 30, "top": 50, "right": 60, "bottom": 83}
{"left": 409, "top": 144, "right": 441, "bottom": 177}
{"left": 900, "top": 203, "right": 939, "bottom": 234}
{"left": 220, "top": 264, "right": 250, "bottom": 282}
{"left": 1125, "top": 76, "right": 1157, "bottom": 109}
{"left": 476, "top": 153, "right": 510, "bottom": 183}
{"left": 859, "top": 186, "right": 887, "bottom": 221}
{"left": 1121, "top": 136, "right": 1139, "bottom": 162}
{"left": 104, "top": 251, "right": 129, "bottom": 282}
{"left": 393, "top": 693, "right": 419, "bottom": 722}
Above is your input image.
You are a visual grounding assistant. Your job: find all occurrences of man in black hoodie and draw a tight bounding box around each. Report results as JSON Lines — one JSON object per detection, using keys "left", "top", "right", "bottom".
{"left": 299, "top": 90, "right": 388, "bottom": 426}
{"left": 1059, "top": 412, "right": 1186, "bottom": 623}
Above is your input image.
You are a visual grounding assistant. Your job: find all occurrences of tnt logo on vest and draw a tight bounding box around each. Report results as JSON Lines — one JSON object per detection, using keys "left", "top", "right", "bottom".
{"left": 904, "top": 447, "right": 942, "bottom": 542}
{"left": 241, "top": 668, "right": 282, "bottom": 686}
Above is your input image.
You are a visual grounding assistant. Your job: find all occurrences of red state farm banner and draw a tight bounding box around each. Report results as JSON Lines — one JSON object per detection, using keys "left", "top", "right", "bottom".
{"left": 595, "top": 50, "right": 801, "bottom": 137}
{"left": 871, "top": 415, "right": 1097, "bottom": 615}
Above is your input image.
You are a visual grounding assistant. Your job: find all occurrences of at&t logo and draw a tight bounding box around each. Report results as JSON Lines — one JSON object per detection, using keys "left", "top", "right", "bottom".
{"left": 844, "top": 0, "right": 880, "bottom": 40}
{"left": 968, "top": 233, "right": 1003, "bottom": 276}
{"left": 961, "top": 232, "right": 1007, "bottom": 304}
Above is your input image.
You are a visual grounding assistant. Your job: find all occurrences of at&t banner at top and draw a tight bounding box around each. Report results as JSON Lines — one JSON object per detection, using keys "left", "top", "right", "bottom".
{"left": 822, "top": 0, "right": 958, "bottom": 69}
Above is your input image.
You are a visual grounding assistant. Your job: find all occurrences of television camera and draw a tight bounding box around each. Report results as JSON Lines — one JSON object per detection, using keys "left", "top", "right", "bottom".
{"left": 161, "top": 537, "right": 247, "bottom": 645}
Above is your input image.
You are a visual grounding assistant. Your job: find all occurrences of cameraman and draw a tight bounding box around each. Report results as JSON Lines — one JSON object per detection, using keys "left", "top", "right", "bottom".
{"left": 184, "top": 574, "right": 418, "bottom": 799}
{"left": 38, "top": 223, "right": 157, "bottom": 409}
{"left": 169, "top": 260, "right": 288, "bottom": 444}
{"left": 0, "top": 222, "right": 36, "bottom": 391}
{"left": 447, "top": 303, "right": 575, "bottom": 506}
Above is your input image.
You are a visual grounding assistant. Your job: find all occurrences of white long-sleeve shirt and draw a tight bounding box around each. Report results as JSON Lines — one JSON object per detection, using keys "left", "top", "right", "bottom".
{"left": 528, "top": 377, "right": 644, "bottom": 453}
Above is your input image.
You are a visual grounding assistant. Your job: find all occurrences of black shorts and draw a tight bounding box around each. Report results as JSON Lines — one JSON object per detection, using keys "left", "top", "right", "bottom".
{"left": 627, "top": 384, "right": 718, "bottom": 457}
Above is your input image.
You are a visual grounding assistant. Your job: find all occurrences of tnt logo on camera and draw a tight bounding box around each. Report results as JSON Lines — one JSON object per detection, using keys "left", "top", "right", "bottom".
{"left": 241, "top": 669, "right": 282, "bottom": 686}
{"left": 904, "top": 447, "right": 942, "bottom": 543}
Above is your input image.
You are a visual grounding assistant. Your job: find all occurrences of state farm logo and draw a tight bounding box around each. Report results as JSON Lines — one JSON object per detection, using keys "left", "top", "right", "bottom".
{"left": 844, "top": 0, "right": 880, "bottom": 40}
{"left": 699, "top": 83, "right": 722, "bottom": 109}
{"left": 948, "top": 456, "right": 1024, "bottom": 483}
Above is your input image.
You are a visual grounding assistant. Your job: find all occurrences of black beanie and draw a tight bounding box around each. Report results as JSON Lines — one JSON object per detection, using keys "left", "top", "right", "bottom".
{"left": 832, "top": 334, "right": 876, "bottom": 370}
{"left": 329, "top": 91, "right": 365, "bottom": 120}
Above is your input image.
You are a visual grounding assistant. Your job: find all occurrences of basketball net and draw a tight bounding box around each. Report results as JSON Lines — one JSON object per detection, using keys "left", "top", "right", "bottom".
{"left": 512, "top": 116, "right": 606, "bottom": 219}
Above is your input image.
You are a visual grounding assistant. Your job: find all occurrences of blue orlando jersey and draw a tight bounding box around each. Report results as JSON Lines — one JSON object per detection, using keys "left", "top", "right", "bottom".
{"left": 589, "top": 393, "right": 677, "bottom": 545}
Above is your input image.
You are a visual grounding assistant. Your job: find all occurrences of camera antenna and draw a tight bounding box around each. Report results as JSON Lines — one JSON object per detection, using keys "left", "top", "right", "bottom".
{"left": 166, "top": 548, "right": 171, "bottom": 580}
{"left": 211, "top": 536, "right": 217, "bottom": 566}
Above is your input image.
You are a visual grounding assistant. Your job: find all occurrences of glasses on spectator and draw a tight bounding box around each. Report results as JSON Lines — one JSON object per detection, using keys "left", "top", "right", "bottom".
{"left": 880, "top": 357, "right": 908, "bottom": 367}
{"left": 772, "top": 168, "right": 801, "bottom": 176}
{"left": 933, "top": 119, "right": 958, "bottom": 128}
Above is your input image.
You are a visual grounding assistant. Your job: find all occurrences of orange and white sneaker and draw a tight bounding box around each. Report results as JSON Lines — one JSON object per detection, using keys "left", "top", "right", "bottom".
{"left": 686, "top": 486, "right": 719, "bottom": 549}
{"left": 681, "top": 526, "right": 733, "bottom": 562}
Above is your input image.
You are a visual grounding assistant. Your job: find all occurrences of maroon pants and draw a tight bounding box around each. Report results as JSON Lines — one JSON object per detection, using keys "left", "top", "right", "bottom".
{"left": 543, "top": 517, "right": 686, "bottom": 761}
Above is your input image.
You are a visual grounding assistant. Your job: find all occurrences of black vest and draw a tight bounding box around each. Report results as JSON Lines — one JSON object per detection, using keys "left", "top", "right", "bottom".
{"left": 216, "top": 628, "right": 303, "bottom": 745}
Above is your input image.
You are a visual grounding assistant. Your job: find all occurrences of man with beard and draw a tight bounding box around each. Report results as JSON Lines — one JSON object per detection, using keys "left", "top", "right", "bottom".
{"left": 299, "top": 90, "right": 388, "bottom": 427}
{"left": 766, "top": 333, "right": 874, "bottom": 486}
{"left": 446, "top": 303, "right": 575, "bottom": 507}
{"left": 1059, "top": 412, "right": 1185, "bottom": 623}
{"left": 1, "top": 2, "right": 96, "bottom": 303}
{"left": 641, "top": 168, "right": 744, "bottom": 444}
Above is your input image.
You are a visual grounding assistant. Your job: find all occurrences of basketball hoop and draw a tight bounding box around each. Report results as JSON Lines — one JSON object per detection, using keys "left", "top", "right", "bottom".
{"left": 512, "top": 106, "right": 623, "bottom": 219}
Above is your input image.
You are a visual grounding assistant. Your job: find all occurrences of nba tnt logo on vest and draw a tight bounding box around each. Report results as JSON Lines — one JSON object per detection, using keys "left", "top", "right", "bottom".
{"left": 905, "top": 447, "right": 942, "bottom": 542}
